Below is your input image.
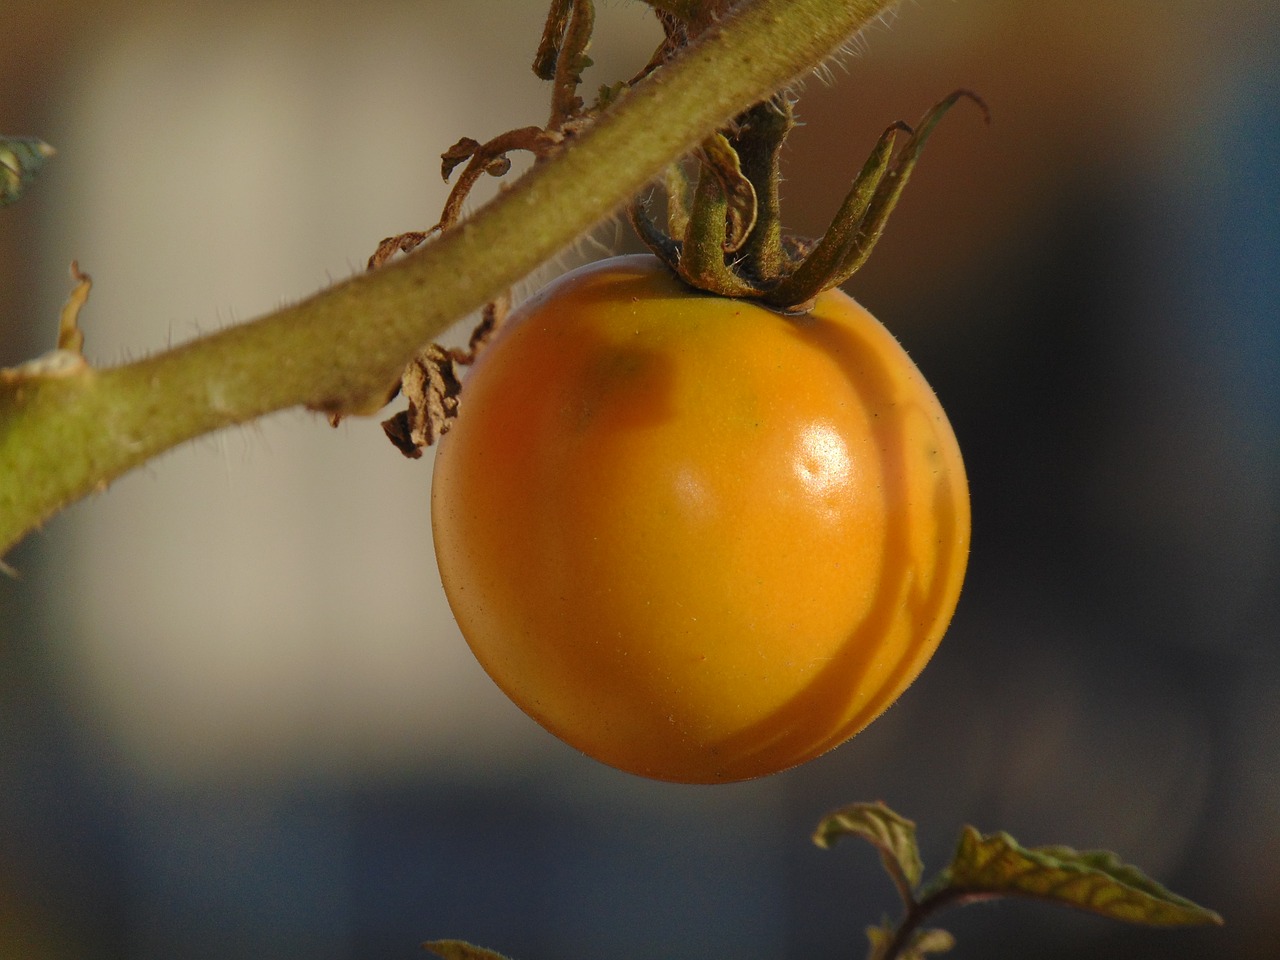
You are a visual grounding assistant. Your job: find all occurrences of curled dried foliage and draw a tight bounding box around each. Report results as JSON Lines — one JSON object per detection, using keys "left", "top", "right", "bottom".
{"left": 380, "top": 295, "right": 507, "bottom": 458}
{"left": 366, "top": 0, "right": 672, "bottom": 451}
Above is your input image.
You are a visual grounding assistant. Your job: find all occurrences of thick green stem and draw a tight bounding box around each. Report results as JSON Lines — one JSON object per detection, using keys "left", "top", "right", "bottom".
{"left": 0, "top": 0, "right": 898, "bottom": 557}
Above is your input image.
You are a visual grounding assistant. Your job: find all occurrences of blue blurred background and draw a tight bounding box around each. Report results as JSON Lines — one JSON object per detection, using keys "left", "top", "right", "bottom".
{"left": 1, "top": 1, "right": 1276, "bottom": 958}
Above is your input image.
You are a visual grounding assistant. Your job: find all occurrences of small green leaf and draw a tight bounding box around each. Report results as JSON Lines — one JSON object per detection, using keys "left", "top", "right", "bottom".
{"left": 865, "top": 921, "right": 954, "bottom": 960}
{"left": 595, "top": 80, "right": 630, "bottom": 110}
{"left": 864, "top": 919, "right": 894, "bottom": 960}
{"left": 814, "top": 802, "right": 924, "bottom": 897}
{"left": 944, "top": 827, "right": 1224, "bottom": 927}
{"left": 1, "top": 137, "right": 55, "bottom": 207}
{"left": 910, "top": 927, "right": 956, "bottom": 954}
{"left": 423, "top": 939, "right": 514, "bottom": 960}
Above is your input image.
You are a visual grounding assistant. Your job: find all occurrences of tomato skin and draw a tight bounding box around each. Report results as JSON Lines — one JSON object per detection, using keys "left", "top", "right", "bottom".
{"left": 431, "top": 255, "right": 969, "bottom": 783}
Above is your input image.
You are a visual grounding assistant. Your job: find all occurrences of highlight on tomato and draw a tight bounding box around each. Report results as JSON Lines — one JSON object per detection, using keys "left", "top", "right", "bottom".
{"left": 430, "top": 255, "right": 970, "bottom": 782}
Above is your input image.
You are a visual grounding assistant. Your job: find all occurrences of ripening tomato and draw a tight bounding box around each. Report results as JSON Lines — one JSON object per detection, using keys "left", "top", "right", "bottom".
{"left": 430, "top": 255, "right": 969, "bottom": 783}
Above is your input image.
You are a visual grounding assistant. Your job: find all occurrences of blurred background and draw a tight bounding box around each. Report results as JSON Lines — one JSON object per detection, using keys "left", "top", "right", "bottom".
{"left": 1, "top": 0, "right": 1276, "bottom": 957}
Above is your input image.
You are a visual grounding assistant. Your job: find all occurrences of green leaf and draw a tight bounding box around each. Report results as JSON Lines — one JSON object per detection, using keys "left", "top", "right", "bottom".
{"left": 595, "top": 80, "right": 630, "bottom": 111}
{"left": 910, "top": 927, "right": 956, "bottom": 954}
{"left": 0, "top": 137, "right": 54, "bottom": 207}
{"left": 864, "top": 919, "right": 894, "bottom": 960}
{"left": 423, "top": 940, "right": 514, "bottom": 960}
{"left": 865, "top": 921, "right": 954, "bottom": 960}
{"left": 943, "top": 827, "right": 1224, "bottom": 927}
{"left": 814, "top": 802, "right": 924, "bottom": 898}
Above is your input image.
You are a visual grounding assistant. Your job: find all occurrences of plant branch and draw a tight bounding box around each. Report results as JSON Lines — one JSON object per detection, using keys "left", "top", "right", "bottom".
{"left": 0, "top": 0, "right": 899, "bottom": 558}
{"left": 881, "top": 887, "right": 996, "bottom": 960}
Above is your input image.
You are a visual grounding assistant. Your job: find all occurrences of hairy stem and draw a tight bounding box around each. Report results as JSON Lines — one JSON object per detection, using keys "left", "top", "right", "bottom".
{"left": 0, "top": 0, "right": 898, "bottom": 557}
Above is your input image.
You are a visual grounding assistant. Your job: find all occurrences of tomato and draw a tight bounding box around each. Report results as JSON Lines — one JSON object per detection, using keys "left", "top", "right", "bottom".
{"left": 430, "top": 255, "right": 969, "bottom": 782}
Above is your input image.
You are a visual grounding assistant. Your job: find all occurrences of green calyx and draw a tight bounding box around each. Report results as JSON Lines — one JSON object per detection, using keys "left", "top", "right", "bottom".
{"left": 630, "top": 88, "right": 989, "bottom": 312}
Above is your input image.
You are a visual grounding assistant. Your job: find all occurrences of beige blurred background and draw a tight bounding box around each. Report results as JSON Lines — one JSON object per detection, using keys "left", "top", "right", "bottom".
{"left": 2, "top": 2, "right": 1277, "bottom": 959}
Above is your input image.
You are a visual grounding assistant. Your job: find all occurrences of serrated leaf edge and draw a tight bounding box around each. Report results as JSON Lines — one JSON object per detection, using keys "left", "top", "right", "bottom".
{"left": 945, "top": 826, "right": 1223, "bottom": 927}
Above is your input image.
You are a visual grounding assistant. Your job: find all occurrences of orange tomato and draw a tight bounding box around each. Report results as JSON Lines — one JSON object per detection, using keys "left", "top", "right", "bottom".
{"left": 431, "top": 255, "right": 969, "bottom": 782}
